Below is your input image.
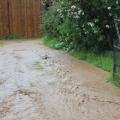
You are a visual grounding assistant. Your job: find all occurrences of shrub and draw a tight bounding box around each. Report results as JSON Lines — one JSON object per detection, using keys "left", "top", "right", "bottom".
{"left": 42, "top": 2, "right": 62, "bottom": 37}
{"left": 42, "top": 0, "right": 120, "bottom": 53}
{"left": 58, "top": 19, "right": 80, "bottom": 50}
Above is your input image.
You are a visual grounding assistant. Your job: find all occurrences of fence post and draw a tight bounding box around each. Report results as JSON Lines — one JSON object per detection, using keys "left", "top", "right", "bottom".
{"left": 113, "top": 15, "right": 120, "bottom": 82}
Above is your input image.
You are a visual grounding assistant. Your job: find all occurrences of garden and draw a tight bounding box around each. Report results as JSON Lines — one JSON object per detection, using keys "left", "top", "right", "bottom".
{"left": 42, "top": 0, "right": 120, "bottom": 86}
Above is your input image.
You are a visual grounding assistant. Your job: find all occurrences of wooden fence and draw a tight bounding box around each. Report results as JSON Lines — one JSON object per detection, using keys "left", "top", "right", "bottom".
{"left": 0, "top": 0, "right": 42, "bottom": 38}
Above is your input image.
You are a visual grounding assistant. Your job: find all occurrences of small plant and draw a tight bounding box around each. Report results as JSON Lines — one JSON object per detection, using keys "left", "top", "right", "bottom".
{"left": 42, "top": 36, "right": 65, "bottom": 49}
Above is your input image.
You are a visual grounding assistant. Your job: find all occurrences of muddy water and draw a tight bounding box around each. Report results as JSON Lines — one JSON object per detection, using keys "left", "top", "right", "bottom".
{"left": 0, "top": 40, "right": 120, "bottom": 120}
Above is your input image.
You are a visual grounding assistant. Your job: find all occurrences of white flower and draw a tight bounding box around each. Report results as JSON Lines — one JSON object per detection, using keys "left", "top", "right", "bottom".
{"left": 105, "top": 25, "right": 110, "bottom": 28}
{"left": 74, "top": 12, "right": 78, "bottom": 15}
{"left": 71, "top": 5, "right": 76, "bottom": 9}
{"left": 107, "top": 7, "right": 111, "bottom": 10}
{"left": 88, "top": 22, "right": 94, "bottom": 27}
{"left": 61, "top": 1, "right": 64, "bottom": 4}
{"left": 74, "top": 15, "right": 79, "bottom": 19}
{"left": 82, "top": 12, "right": 84, "bottom": 15}
{"left": 116, "top": 0, "right": 119, "bottom": 4}
{"left": 78, "top": 10, "right": 82, "bottom": 15}
{"left": 57, "top": 9, "right": 61, "bottom": 12}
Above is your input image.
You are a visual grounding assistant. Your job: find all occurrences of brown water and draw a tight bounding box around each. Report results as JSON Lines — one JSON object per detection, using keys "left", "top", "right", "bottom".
{"left": 0, "top": 40, "right": 120, "bottom": 120}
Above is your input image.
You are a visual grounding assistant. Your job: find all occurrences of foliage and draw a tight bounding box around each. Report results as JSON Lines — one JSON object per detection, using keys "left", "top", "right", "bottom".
{"left": 42, "top": 36, "right": 65, "bottom": 49}
{"left": 42, "top": 3, "right": 62, "bottom": 37}
{"left": 43, "top": 0, "right": 120, "bottom": 53}
{"left": 42, "top": 0, "right": 59, "bottom": 10}
{"left": 58, "top": 19, "right": 81, "bottom": 51}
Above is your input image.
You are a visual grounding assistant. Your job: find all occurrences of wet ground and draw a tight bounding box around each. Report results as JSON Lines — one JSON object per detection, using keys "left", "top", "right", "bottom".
{"left": 0, "top": 40, "right": 120, "bottom": 120}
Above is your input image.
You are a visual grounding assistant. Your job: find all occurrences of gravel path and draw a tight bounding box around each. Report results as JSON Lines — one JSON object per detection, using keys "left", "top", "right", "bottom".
{"left": 0, "top": 40, "right": 120, "bottom": 120}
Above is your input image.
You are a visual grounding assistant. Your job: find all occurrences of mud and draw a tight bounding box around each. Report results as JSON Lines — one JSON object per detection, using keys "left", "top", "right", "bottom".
{"left": 0, "top": 40, "right": 120, "bottom": 120}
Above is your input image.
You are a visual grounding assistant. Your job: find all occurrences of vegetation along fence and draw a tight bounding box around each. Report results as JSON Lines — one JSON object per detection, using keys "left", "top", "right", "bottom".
{"left": 113, "top": 16, "right": 120, "bottom": 81}
{"left": 0, "top": 0, "right": 42, "bottom": 38}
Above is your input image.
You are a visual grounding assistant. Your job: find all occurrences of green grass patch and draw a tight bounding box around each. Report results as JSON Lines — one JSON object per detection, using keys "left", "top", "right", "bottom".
{"left": 0, "top": 35, "right": 25, "bottom": 40}
{"left": 42, "top": 36, "right": 65, "bottom": 50}
{"left": 42, "top": 36, "right": 113, "bottom": 72}
{"left": 70, "top": 50, "right": 113, "bottom": 72}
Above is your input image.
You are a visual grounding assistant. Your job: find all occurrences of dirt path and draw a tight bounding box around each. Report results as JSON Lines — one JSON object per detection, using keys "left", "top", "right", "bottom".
{"left": 0, "top": 40, "right": 120, "bottom": 120}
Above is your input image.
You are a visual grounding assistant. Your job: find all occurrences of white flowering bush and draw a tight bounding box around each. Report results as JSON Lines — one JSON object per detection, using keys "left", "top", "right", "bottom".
{"left": 43, "top": 0, "right": 120, "bottom": 52}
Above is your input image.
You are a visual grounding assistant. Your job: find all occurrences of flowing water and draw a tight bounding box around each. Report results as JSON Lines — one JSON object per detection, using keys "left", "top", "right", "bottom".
{"left": 0, "top": 40, "right": 120, "bottom": 120}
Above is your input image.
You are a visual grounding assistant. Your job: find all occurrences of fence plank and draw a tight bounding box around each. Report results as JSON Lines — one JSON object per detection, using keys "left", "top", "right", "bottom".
{"left": 0, "top": 0, "right": 41, "bottom": 38}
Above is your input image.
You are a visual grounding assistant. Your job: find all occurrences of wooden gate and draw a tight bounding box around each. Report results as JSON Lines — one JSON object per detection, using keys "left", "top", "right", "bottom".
{"left": 0, "top": 0, "right": 41, "bottom": 38}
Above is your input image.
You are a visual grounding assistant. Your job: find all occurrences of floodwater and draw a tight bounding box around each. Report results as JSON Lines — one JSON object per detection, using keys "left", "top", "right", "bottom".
{"left": 0, "top": 40, "right": 120, "bottom": 120}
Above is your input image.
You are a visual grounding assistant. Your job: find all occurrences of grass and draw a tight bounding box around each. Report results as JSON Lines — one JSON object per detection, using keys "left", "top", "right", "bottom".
{"left": 42, "top": 36, "right": 65, "bottom": 50}
{"left": 42, "top": 36, "right": 113, "bottom": 72}
{"left": 0, "top": 35, "right": 24, "bottom": 40}
{"left": 70, "top": 50, "right": 112, "bottom": 72}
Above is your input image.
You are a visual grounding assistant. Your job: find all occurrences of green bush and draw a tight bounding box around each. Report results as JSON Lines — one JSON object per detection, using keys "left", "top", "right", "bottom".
{"left": 42, "top": 0, "right": 120, "bottom": 53}
{"left": 58, "top": 19, "right": 80, "bottom": 51}
{"left": 42, "top": 2, "right": 62, "bottom": 37}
